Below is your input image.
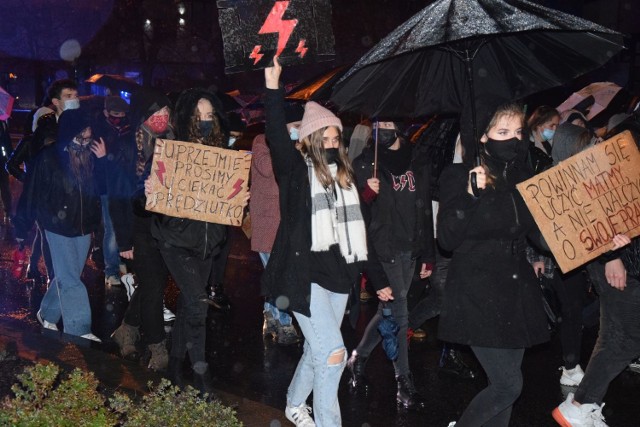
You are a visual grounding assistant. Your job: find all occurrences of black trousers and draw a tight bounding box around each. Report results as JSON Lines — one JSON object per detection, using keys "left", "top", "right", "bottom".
{"left": 549, "top": 268, "right": 588, "bottom": 369}
{"left": 408, "top": 244, "right": 450, "bottom": 329}
{"left": 457, "top": 347, "right": 525, "bottom": 427}
{"left": 160, "top": 246, "right": 212, "bottom": 366}
{"left": 576, "top": 262, "right": 640, "bottom": 405}
{"left": 123, "top": 215, "right": 169, "bottom": 345}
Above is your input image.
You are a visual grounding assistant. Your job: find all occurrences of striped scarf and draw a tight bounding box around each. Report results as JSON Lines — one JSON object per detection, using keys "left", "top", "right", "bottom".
{"left": 308, "top": 160, "right": 367, "bottom": 263}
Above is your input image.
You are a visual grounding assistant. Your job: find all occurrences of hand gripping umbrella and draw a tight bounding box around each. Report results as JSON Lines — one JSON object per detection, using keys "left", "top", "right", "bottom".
{"left": 331, "top": 0, "right": 625, "bottom": 166}
{"left": 378, "top": 302, "right": 399, "bottom": 361}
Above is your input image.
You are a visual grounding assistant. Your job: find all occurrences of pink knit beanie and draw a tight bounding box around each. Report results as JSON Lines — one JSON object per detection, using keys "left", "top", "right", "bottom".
{"left": 298, "top": 101, "right": 343, "bottom": 141}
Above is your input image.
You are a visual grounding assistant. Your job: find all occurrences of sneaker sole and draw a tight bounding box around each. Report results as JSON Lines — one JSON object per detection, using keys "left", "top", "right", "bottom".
{"left": 551, "top": 407, "right": 573, "bottom": 427}
{"left": 560, "top": 377, "right": 581, "bottom": 386}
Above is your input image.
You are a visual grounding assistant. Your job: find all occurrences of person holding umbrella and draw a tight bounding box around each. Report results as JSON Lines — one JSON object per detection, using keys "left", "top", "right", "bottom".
{"left": 347, "top": 121, "right": 435, "bottom": 411}
{"left": 437, "top": 101, "right": 550, "bottom": 427}
{"left": 263, "top": 57, "right": 367, "bottom": 427}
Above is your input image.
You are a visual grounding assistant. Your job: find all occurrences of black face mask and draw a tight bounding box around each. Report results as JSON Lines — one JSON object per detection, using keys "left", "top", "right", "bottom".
{"left": 324, "top": 148, "right": 339, "bottom": 164}
{"left": 199, "top": 120, "right": 213, "bottom": 138}
{"left": 376, "top": 129, "right": 397, "bottom": 148}
{"left": 484, "top": 137, "right": 519, "bottom": 162}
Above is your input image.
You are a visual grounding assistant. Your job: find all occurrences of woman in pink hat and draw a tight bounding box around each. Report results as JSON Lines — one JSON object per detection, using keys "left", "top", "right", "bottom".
{"left": 263, "top": 57, "right": 367, "bottom": 427}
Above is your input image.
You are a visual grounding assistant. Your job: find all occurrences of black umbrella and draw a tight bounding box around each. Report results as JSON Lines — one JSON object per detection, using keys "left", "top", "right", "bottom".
{"left": 286, "top": 65, "right": 350, "bottom": 103}
{"left": 331, "top": 0, "right": 625, "bottom": 163}
{"left": 378, "top": 303, "right": 399, "bottom": 361}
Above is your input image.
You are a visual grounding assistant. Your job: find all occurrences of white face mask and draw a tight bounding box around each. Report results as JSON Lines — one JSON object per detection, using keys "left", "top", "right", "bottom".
{"left": 227, "top": 136, "right": 237, "bottom": 147}
{"left": 289, "top": 127, "right": 299, "bottom": 141}
{"left": 63, "top": 98, "right": 80, "bottom": 111}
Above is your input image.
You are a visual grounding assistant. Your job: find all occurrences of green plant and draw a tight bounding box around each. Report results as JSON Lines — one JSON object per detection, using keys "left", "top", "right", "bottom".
{"left": 110, "top": 379, "right": 242, "bottom": 427}
{"left": 0, "top": 363, "right": 243, "bottom": 427}
{"left": 0, "top": 363, "right": 118, "bottom": 426}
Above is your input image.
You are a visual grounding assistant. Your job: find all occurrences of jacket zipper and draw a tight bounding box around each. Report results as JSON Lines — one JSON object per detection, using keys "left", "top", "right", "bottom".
{"left": 510, "top": 193, "right": 519, "bottom": 227}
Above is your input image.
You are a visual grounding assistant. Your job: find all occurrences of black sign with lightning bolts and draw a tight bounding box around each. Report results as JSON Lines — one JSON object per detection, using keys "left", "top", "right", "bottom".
{"left": 217, "top": 0, "right": 336, "bottom": 74}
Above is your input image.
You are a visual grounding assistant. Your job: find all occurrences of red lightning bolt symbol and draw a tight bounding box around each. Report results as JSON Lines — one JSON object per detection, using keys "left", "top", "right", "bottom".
{"left": 259, "top": 1, "right": 298, "bottom": 57}
{"left": 155, "top": 160, "right": 166, "bottom": 185}
{"left": 249, "top": 45, "right": 264, "bottom": 65}
{"left": 295, "top": 39, "right": 307, "bottom": 58}
{"left": 227, "top": 178, "right": 245, "bottom": 200}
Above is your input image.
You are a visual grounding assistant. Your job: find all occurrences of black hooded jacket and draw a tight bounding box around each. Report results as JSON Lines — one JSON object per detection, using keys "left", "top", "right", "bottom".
{"left": 150, "top": 88, "right": 228, "bottom": 258}
{"left": 14, "top": 109, "right": 103, "bottom": 238}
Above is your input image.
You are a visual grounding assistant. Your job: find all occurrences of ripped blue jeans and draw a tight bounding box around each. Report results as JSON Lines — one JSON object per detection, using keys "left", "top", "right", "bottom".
{"left": 289, "top": 282, "right": 348, "bottom": 427}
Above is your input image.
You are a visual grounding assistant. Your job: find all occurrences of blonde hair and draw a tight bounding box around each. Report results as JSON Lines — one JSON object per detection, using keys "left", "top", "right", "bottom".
{"left": 300, "top": 126, "right": 355, "bottom": 189}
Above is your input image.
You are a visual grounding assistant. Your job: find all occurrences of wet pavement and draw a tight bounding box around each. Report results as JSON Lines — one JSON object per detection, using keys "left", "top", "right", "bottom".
{"left": 1, "top": 216, "right": 640, "bottom": 426}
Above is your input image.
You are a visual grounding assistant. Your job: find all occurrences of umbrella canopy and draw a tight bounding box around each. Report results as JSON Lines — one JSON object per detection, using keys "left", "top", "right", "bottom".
{"left": 0, "top": 86, "right": 15, "bottom": 121}
{"left": 331, "top": 0, "right": 624, "bottom": 162}
{"left": 286, "top": 65, "right": 350, "bottom": 102}
{"left": 556, "top": 82, "right": 622, "bottom": 120}
{"left": 86, "top": 74, "right": 141, "bottom": 94}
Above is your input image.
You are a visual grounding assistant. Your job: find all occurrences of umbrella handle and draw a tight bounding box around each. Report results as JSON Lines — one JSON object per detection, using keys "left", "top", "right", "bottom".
{"left": 373, "top": 123, "right": 378, "bottom": 179}
{"left": 470, "top": 172, "right": 480, "bottom": 197}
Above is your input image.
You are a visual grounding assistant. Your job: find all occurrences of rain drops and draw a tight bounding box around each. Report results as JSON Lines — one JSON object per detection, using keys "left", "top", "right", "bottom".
{"left": 275, "top": 295, "right": 290, "bottom": 311}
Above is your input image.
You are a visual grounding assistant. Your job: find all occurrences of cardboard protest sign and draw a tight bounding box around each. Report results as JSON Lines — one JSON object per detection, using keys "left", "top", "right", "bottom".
{"left": 517, "top": 131, "right": 640, "bottom": 273}
{"left": 146, "top": 139, "right": 251, "bottom": 226}
{"left": 217, "top": 0, "right": 336, "bottom": 73}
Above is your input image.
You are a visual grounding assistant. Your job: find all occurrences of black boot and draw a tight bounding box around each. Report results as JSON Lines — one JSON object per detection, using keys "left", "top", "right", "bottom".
{"left": 166, "top": 357, "right": 185, "bottom": 388}
{"left": 346, "top": 350, "right": 370, "bottom": 392}
{"left": 209, "top": 283, "right": 231, "bottom": 311}
{"left": 439, "top": 346, "right": 477, "bottom": 379}
{"left": 396, "top": 373, "right": 427, "bottom": 411}
{"left": 192, "top": 362, "right": 217, "bottom": 401}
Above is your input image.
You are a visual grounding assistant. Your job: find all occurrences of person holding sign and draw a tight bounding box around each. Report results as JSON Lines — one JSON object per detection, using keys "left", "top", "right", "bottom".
{"left": 148, "top": 88, "right": 232, "bottom": 398}
{"left": 437, "top": 102, "right": 550, "bottom": 427}
{"left": 263, "top": 57, "right": 367, "bottom": 427}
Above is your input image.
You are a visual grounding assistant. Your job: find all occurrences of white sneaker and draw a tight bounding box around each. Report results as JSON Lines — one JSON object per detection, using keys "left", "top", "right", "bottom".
{"left": 121, "top": 273, "right": 137, "bottom": 301}
{"left": 36, "top": 310, "right": 58, "bottom": 331}
{"left": 105, "top": 275, "right": 122, "bottom": 286}
{"left": 447, "top": 423, "right": 457, "bottom": 427}
{"left": 628, "top": 357, "right": 640, "bottom": 373}
{"left": 560, "top": 364, "right": 585, "bottom": 386}
{"left": 81, "top": 333, "right": 102, "bottom": 343}
{"left": 285, "top": 403, "right": 315, "bottom": 427}
{"left": 163, "top": 305, "right": 176, "bottom": 322}
{"left": 552, "top": 392, "right": 608, "bottom": 427}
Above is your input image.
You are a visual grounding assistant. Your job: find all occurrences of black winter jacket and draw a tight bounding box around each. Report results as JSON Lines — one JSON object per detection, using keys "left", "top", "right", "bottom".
{"left": 14, "top": 145, "right": 103, "bottom": 238}
{"left": 260, "top": 87, "right": 315, "bottom": 317}
{"left": 353, "top": 144, "right": 435, "bottom": 291}
{"left": 437, "top": 148, "right": 549, "bottom": 349}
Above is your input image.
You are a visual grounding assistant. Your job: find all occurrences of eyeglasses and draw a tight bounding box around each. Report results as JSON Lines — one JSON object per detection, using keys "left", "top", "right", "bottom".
{"left": 74, "top": 137, "right": 93, "bottom": 146}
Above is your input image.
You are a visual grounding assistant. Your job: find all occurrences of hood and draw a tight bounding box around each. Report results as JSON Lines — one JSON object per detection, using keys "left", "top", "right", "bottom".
{"left": 129, "top": 88, "right": 172, "bottom": 128}
{"left": 552, "top": 123, "right": 591, "bottom": 164}
{"left": 173, "top": 88, "right": 229, "bottom": 142}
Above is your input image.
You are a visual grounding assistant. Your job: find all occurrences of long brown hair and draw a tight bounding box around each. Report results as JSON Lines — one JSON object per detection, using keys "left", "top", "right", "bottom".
{"left": 300, "top": 126, "right": 355, "bottom": 189}
{"left": 68, "top": 147, "right": 94, "bottom": 181}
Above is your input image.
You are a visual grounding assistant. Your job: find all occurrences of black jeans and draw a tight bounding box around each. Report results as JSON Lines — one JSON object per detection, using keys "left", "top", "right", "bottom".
{"left": 575, "top": 262, "right": 640, "bottom": 405}
{"left": 550, "top": 268, "right": 588, "bottom": 369}
{"left": 457, "top": 347, "right": 525, "bottom": 427}
{"left": 209, "top": 227, "right": 231, "bottom": 287}
{"left": 123, "top": 215, "right": 169, "bottom": 345}
{"left": 408, "top": 244, "right": 450, "bottom": 329}
{"left": 356, "top": 251, "right": 414, "bottom": 377}
{"left": 160, "top": 247, "right": 212, "bottom": 366}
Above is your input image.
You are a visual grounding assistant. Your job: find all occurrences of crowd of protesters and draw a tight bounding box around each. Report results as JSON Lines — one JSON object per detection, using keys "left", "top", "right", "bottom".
{"left": 1, "top": 64, "right": 639, "bottom": 427}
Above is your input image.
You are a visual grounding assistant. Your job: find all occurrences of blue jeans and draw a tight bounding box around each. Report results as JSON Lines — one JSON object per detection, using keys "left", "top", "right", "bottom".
{"left": 260, "top": 252, "right": 292, "bottom": 326}
{"left": 40, "top": 231, "right": 92, "bottom": 336}
{"left": 290, "top": 283, "right": 348, "bottom": 427}
{"left": 101, "top": 195, "right": 120, "bottom": 277}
